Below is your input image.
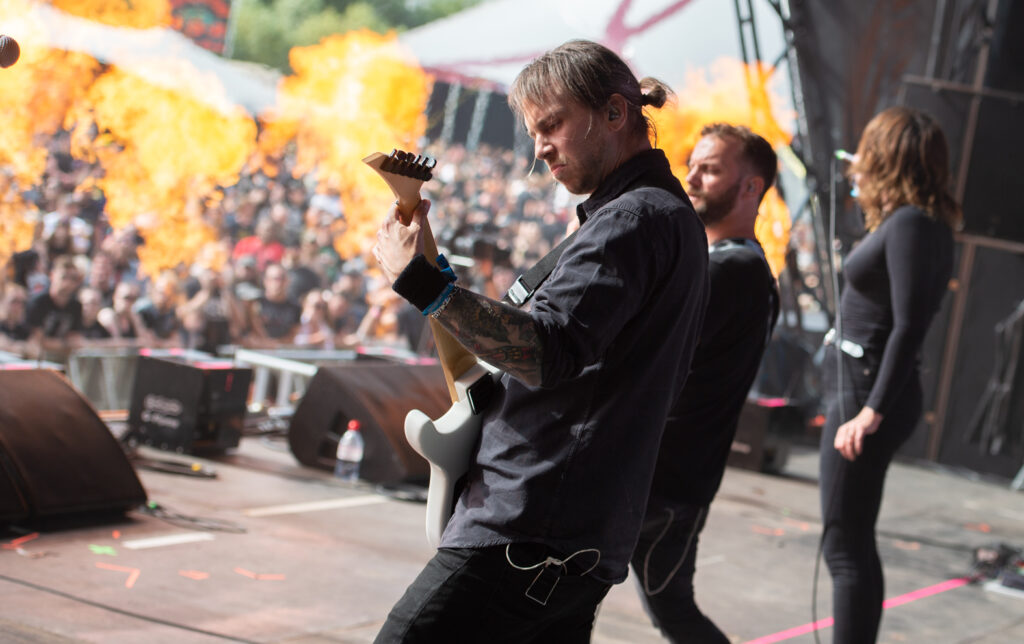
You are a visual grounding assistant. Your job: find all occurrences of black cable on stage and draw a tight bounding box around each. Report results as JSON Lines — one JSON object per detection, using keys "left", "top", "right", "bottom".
{"left": 811, "top": 153, "right": 852, "bottom": 644}
{"left": 0, "top": 572, "right": 260, "bottom": 643}
{"left": 135, "top": 502, "right": 247, "bottom": 534}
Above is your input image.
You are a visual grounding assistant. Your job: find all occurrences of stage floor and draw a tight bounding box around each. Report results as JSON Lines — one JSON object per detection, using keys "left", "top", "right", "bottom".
{"left": 2, "top": 434, "right": 1022, "bottom": 644}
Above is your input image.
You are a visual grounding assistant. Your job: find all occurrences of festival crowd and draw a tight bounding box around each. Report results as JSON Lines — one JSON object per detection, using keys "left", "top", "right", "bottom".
{"left": 0, "top": 132, "right": 577, "bottom": 364}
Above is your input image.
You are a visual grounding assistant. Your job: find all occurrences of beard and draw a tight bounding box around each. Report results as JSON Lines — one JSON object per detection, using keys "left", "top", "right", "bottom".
{"left": 692, "top": 180, "right": 741, "bottom": 226}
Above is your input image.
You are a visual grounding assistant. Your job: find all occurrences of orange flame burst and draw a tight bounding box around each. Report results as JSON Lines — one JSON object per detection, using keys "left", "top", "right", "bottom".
{"left": 49, "top": 0, "right": 171, "bottom": 28}
{"left": 653, "top": 59, "right": 795, "bottom": 276}
{"left": 0, "top": 0, "right": 102, "bottom": 269}
{"left": 67, "top": 66, "right": 257, "bottom": 277}
{"left": 0, "top": 175, "right": 37, "bottom": 271}
{"left": 259, "top": 30, "right": 433, "bottom": 260}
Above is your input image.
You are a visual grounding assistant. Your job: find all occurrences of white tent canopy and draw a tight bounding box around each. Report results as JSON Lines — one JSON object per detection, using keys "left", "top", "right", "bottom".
{"left": 0, "top": 1, "right": 791, "bottom": 121}
{"left": 399, "top": 0, "right": 789, "bottom": 93}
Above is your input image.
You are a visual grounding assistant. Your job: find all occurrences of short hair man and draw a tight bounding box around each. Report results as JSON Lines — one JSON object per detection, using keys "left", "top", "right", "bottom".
{"left": 372, "top": 40, "right": 708, "bottom": 642}
{"left": 25, "top": 255, "right": 84, "bottom": 360}
{"left": 630, "top": 123, "right": 780, "bottom": 642}
{"left": 249, "top": 263, "right": 301, "bottom": 347}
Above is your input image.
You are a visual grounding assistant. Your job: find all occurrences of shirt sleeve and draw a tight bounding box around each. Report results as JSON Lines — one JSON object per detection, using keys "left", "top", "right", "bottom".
{"left": 531, "top": 208, "right": 657, "bottom": 387}
{"left": 865, "top": 211, "right": 947, "bottom": 414}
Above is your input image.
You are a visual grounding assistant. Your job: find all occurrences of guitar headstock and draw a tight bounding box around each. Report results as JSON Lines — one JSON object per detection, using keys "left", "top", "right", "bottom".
{"left": 363, "top": 149, "right": 437, "bottom": 225}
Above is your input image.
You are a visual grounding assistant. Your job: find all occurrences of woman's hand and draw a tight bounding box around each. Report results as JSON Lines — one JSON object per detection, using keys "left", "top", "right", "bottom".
{"left": 834, "top": 406, "right": 883, "bottom": 461}
{"left": 373, "top": 199, "right": 430, "bottom": 284}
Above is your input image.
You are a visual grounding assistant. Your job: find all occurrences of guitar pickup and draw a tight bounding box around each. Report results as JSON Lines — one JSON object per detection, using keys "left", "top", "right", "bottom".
{"left": 466, "top": 372, "right": 499, "bottom": 415}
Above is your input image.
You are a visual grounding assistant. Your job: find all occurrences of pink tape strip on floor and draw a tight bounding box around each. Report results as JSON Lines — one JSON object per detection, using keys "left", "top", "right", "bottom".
{"left": 744, "top": 577, "right": 970, "bottom": 644}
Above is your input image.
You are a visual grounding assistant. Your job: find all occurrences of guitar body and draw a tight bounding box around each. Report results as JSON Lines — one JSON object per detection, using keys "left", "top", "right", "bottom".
{"left": 404, "top": 361, "right": 501, "bottom": 548}
{"left": 364, "top": 149, "right": 502, "bottom": 547}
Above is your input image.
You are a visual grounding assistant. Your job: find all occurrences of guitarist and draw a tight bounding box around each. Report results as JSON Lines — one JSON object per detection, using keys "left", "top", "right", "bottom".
{"left": 373, "top": 39, "right": 709, "bottom": 643}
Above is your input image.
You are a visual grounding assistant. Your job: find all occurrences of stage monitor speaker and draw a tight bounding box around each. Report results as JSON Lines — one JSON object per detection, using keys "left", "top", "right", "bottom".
{"left": 728, "top": 397, "right": 805, "bottom": 474}
{"left": 127, "top": 355, "right": 252, "bottom": 454}
{"left": 0, "top": 370, "right": 147, "bottom": 524}
{"left": 288, "top": 362, "right": 451, "bottom": 484}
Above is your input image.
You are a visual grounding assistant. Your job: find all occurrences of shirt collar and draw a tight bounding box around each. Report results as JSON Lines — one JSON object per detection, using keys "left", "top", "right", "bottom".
{"left": 576, "top": 148, "right": 686, "bottom": 224}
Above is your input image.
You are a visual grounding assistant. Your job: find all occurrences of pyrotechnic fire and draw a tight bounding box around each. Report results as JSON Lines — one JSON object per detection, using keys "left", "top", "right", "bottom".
{"left": 0, "top": 175, "right": 36, "bottom": 271}
{"left": 49, "top": 0, "right": 171, "bottom": 29}
{"left": 67, "top": 66, "right": 257, "bottom": 276}
{"left": 259, "top": 29, "right": 433, "bottom": 260}
{"left": 0, "top": 0, "right": 101, "bottom": 269}
{"left": 0, "top": 1, "right": 100, "bottom": 185}
{"left": 652, "top": 58, "right": 794, "bottom": 276}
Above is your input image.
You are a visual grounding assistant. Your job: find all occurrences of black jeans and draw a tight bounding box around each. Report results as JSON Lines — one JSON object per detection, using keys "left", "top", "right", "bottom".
{"left": 629, "top": 499, "right": 729, "bottom": 644}
{"left": 819, "top": 345, "right": 921, "bottom": 643}
{"left": 375, "top": 545, "right": 611, "bottom": 644}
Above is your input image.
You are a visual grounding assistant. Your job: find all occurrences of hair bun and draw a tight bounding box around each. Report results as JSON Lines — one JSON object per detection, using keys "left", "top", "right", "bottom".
{"left": 638, "top": 78, "right": 671, "bottom": 109}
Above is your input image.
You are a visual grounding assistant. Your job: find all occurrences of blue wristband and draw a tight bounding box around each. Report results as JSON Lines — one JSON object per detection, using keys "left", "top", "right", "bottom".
{"left": 423, "top": 254, "right": 457, "bottom": 316}
{"left": 422, "top": 281, "right": 457, "bottom": 316}
{"left": 436, "top": 253, "right": 456, "bottom": 282}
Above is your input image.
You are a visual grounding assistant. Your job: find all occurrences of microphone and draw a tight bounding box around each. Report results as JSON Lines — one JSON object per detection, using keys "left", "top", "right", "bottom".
{"left": 834, "top": 149, "right": 857, "bottom": 163}
{"left": 0, "top": 35, "right": 19, "bottom": 68}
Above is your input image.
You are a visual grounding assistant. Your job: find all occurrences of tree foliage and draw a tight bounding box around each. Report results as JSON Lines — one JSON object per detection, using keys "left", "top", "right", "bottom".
{"left": 230, "top": 0, "right": 483, "bottom": 71}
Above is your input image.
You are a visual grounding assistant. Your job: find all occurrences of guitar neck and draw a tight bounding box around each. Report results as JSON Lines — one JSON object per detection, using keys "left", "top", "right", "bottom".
{"left": 365, "top": 152, "right": 479, "bottom": 402}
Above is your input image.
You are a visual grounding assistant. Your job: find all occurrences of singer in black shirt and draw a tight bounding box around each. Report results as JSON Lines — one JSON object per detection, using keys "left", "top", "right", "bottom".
{"left": 819, "top": 107, "right": 958, "bottom": 643}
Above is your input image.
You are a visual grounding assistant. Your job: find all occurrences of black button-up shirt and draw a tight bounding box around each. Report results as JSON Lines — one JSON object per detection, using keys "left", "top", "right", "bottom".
{"left": 442, "top": 148, "right": 709, "bottom": 584}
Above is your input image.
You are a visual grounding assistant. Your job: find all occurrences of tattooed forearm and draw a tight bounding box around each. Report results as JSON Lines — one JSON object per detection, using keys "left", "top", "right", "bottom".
{"left": 434, "top": 287, "right": 543, "bottom": 386}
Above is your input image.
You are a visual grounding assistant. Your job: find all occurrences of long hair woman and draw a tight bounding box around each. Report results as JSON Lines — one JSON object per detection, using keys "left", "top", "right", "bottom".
{"left": 819, "top": 106, "right": 960, "bottom": 642}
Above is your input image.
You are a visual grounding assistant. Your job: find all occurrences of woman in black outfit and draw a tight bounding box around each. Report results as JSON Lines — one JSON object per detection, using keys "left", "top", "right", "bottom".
{"left": 819, "top": 106, "right": 960, "bottom": 643}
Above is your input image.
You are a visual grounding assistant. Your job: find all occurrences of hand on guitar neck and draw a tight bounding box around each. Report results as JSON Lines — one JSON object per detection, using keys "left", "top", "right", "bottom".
{"left": 374, "top": 197, "right": 433, "bottom": 285}
{"left": 365, "top": 148, "right": 500, "bottom": 548}
{"left": 364, "top": 149, "right": 478, "bottom": 396}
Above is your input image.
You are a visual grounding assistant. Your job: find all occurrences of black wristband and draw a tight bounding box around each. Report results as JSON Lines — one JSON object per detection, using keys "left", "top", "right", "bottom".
{"left": 392, "top": 254, "right": 453, "bottom": 311}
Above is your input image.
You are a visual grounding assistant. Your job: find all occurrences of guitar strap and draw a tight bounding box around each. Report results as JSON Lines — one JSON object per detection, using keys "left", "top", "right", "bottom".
{"left": 502, "top": 230, "right": 579, "bottom": 307}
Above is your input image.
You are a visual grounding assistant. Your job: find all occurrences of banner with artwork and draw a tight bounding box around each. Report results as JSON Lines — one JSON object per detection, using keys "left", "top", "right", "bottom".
{"left": 170, "top": 0, "right": 232, "bottom": 55}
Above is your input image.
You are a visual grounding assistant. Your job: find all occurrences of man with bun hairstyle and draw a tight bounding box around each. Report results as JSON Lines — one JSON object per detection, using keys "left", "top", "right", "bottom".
{"left": 372, "top": 40, "right": 708, "bottom": 642}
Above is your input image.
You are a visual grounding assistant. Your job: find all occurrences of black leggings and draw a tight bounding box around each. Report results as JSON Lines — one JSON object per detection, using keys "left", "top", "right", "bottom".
{"left": 818, "top": 345, "right": 921, "bottom": 643}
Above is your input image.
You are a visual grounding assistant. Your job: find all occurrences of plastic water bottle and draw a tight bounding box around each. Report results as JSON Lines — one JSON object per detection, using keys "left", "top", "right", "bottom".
{"left": 334, "top": 419, "right": 364, "bottom": 481}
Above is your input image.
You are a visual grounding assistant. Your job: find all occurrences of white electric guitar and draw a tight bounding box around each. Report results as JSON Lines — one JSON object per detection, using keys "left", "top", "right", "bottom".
{"left": 364, "top": 149, "right": 502, "bottom": 548}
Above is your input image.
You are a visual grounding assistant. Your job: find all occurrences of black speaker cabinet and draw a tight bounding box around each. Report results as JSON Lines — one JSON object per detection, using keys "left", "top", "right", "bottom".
{"left": 728, "top": 397, "right": 806, "bottom": 474}
{"left": 288, "top": 362, "right": 451, "bottom": 484}
{"left": 128, "top": 355, "right": 252, "bottom": 454}
{"left": 0, "top": 370, "right": 147, "bottom": 524}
